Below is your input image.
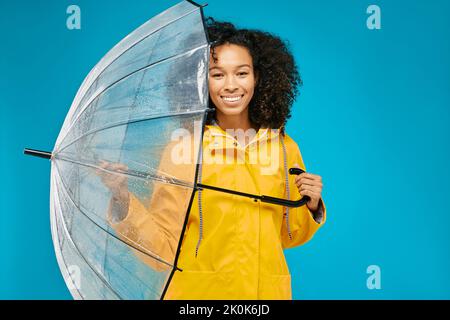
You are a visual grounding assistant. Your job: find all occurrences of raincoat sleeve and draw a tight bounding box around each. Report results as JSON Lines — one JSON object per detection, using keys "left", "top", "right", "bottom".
{"left": 281, "top": 135, "right": 327, "bottom": 249}
{"left": 107, "top": 142, "right": 191, "bottom": 271}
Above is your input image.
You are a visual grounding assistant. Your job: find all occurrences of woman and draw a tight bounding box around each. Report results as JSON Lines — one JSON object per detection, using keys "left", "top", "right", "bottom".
{"left": 100, "top": 18, "right": 326, "bottom": 300}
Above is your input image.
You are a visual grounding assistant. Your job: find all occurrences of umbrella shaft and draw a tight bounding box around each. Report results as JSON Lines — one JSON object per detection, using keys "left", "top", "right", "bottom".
{"left": 196, "top": 183, "right": 309, "bottom": 208}
{"left": 197, "top": 183, "right": 261, "bottom": 201}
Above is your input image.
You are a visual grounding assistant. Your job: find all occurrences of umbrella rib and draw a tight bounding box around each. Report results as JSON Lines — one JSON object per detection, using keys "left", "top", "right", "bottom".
{"left": 54, "top": 154, "right": 194, "bottom": 190}
{"left": 56, "top": 109, "right": 204, "bottom": 155}
{"left": 54, "top": 160, "right": 177, "bottom": 271}
{"left": 53, "top": 168, "right": 123, "bottom": 300}
{"left": 57, "top": 41, "right": 208, "bottom": 149}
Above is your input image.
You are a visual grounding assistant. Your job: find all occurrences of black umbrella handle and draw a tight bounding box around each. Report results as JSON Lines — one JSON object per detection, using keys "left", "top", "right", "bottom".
{"left": 288, "top": 167, "right": 305, "bottom": 176}
{"left": 289, "top": 167, "right": 311, "bottom": 203}
{"left": 259, "top": 167, "right": 310, "bottom": 207}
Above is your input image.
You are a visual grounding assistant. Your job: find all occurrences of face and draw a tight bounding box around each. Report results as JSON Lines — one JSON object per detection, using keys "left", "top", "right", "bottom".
{"left": 208, "top": 43, "right": 257, "bottom": 119}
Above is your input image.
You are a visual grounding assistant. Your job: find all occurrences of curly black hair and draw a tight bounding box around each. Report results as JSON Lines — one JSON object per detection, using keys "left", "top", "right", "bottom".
{"left": 205, "top": 17, "right": 302, "bottom": 133}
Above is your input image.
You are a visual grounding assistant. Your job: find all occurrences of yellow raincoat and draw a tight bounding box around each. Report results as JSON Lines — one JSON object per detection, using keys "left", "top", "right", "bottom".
{"left": 110, "top": 123, "right": 326, "bottom": 300}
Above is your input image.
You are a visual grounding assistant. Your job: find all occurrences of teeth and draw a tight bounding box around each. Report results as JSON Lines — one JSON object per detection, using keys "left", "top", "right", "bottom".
{"left": 222, "top": 96, "right": 242, "bottom": 102}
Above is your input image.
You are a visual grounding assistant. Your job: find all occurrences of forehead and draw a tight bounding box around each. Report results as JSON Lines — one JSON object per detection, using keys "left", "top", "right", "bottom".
{"left": 209, "top": 44, "right": 253, "bottom": 69}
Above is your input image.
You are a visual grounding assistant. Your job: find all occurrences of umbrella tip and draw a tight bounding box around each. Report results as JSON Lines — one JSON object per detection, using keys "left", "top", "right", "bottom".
{"left": 24, "top": 148, "right": 52, "bottom": 160}
{"left": 186, "top": 0, "right": 208, "bottom": 8}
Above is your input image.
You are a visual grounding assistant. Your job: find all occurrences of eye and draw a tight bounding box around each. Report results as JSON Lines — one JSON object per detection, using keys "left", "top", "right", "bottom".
{"left": 237, "top": 72, "right": 248, "bottom": 76}
{"left": 211, "top": 73, "right": 223, "bottom": 78}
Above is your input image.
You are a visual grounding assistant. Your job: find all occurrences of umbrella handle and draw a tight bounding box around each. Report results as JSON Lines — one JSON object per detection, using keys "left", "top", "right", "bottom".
{"left": 260, "top": 167, "right": 310, "bottom": 207}
{"left": 289, "top": 167, "right": 312, "bottom": 205}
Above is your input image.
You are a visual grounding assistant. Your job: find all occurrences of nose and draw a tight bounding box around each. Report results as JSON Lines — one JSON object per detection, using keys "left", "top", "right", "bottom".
{"left": 224, "top": 76, "right": 239, "bottom": 92}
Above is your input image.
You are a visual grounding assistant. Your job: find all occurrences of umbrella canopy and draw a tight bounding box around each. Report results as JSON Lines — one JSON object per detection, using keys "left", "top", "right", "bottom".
{"left": 52, "top": 0, "right": 208, "bottom": 300}
{"left": 25, "top": 0, "right": 309, "bottom": 300}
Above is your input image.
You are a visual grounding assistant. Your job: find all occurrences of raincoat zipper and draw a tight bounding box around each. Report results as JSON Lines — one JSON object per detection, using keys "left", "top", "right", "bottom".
{"left": 195, "top": 124, "right": 293, "bottom": 256}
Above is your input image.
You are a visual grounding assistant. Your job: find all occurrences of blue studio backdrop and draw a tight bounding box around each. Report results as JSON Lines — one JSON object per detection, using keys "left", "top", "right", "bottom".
{"left": 1, "top": 0, "right": 449, "bottom": 299}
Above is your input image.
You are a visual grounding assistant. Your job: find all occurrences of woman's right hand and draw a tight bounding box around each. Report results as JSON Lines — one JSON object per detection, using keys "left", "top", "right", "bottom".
{"left": 95, "top": 160, "right": 130, "bottom": 222}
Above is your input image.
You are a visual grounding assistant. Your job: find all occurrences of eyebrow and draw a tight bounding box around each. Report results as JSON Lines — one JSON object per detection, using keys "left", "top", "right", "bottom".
{"left": 209, "top": 64, "right": 251, "bottom": 71}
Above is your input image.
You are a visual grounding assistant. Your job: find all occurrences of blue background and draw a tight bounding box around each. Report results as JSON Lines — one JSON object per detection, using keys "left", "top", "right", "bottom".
{"left": 1, "top": 0, "right": 449, "bottom": 299}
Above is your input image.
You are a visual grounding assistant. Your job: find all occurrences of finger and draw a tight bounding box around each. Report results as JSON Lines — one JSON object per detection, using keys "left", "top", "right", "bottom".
{"left": 296, "top": 176, "right": 322, "bottom": 185}
{"left": 101, "top": 161, "right": 127, "bottom": 171}
{"left": 96, "top": 165, "right": 115, "bottom": 179}
{"left": 299, "top": 189, "right": 321, "bottom": 201}
{"left": 104, "top": 162, "right": 117, "bottom": 170}
{"left": 117, "top": 164, "right": 129, "bottom": 171}
{"left": 297, "top": 184, "right": 322, "bottom": 191}
{"left": 295, "top": 172, "right": 320, "bottom": 179}
{"left": 296, "top": 178, "right": 323, "bottom": 188}
{"left": 94, "top": 163, "right": 108, "bottom": 175}
{"left": 109, "top": 163, "right": 128, "bottom": 171}
{"left": 299, "top": 173, "right": 321, "bottom": 181}
{"left": 299, "top": 188, "right": 322, "bottom": 198}
{"left": 296, "top": 176, "right": 322, "bottom": 186}
{"left": 294, "top": 172, "right": 309, "bottom": 182}
{"left": 100, "top": 160, "right": 115, "bottom": 170}
{"left": 297, "top": 182, "right": 321, "bottom": 193}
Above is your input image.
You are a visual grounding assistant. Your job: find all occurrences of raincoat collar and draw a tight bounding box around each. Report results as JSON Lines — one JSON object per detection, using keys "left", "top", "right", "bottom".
{"left": 204, "top": 119, "right": 280, "bottom": 150}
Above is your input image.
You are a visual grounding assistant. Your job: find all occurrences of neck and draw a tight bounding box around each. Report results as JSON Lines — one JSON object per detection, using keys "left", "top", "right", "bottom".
{"left": 215, "top": 111, "right": 258, "bottom": 132}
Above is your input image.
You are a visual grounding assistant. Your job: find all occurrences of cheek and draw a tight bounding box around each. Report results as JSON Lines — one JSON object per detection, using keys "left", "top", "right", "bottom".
{"left": 208, "top": 79, "right": 219, "bottom": 94}
{"left": 208, "top": 81, "right": 221, "bottom": 104}
{"left": 243, "top": 78, "right": 256, "bottom": 96}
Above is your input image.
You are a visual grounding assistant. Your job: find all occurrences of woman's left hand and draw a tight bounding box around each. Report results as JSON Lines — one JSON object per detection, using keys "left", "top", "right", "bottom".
{"left": 293, "top": 164, "right": 323, "bottom": 212}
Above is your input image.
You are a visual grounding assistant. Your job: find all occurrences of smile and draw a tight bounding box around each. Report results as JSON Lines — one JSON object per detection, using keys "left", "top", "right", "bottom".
{"left": 221, "top": 95, "right": 244, "bottom": 103}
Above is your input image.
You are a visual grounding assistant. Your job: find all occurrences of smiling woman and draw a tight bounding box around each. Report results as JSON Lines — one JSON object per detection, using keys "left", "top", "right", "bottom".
{"left": 162, "top": 18, "right": 327, "bottom": 299}
{"left": 104, "top": 15, "right": 327, "bottom": 300}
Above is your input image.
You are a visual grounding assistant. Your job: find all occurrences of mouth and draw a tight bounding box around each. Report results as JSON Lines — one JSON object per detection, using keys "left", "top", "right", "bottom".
{"left": 220, "top": 94, "right": 244, "bottom": 105}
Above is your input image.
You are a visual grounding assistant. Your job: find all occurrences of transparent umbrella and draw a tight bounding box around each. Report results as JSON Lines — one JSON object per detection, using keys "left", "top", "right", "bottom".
{"left": 24, "top": 0, "right": 309, "bottom": 300}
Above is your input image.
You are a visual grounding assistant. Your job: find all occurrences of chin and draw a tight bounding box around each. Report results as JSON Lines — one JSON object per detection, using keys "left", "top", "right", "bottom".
{"left": 213, "top": 100, "right": 248, "bottom": 117}
{"left": 219, "top": 106, "right": 246, "bottom": 115}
